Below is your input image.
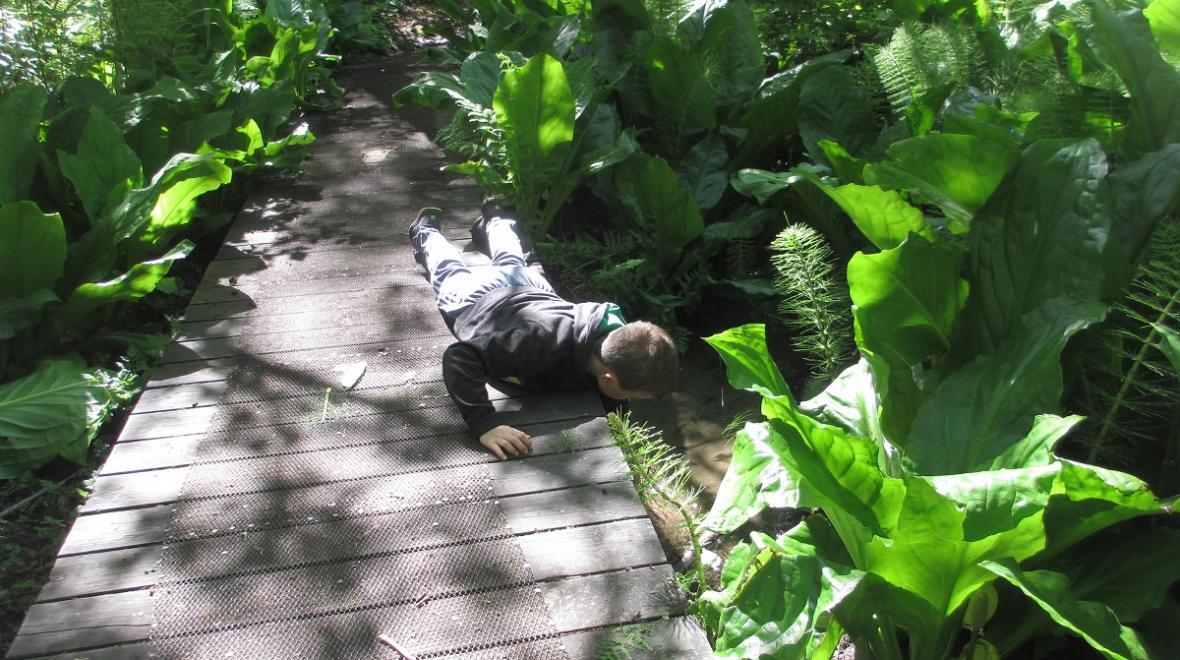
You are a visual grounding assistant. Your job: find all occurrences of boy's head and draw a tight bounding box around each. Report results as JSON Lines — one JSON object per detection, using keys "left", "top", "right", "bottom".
{"left": 594, "top": 321, "right": 679, "bottom": 401}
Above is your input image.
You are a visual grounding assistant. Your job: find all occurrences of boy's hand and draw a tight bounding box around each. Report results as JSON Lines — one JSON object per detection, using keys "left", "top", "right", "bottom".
{"left": 479, "top": 425, "right": 532, "bottom": 460}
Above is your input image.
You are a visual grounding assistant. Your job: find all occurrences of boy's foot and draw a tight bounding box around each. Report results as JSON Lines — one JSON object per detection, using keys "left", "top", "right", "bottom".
{"left": 471, "top": 197, "right": 513, "bottom": 256}
{"left": 409, "top": 207, "right": 442, "bottom": 269}
{"left": 473, "top": 196, "right": 538, "bottom": 263}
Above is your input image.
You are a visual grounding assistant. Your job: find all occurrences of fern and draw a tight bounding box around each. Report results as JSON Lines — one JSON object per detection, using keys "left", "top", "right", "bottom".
{"left": 870, "top": 22, "right": 988, "bottom": 117}
{"left": 770, "top": 222, "right": 854, "bottom": 391}
{"left": 1079, "top": 215, "right": 1180, "bottom": 471}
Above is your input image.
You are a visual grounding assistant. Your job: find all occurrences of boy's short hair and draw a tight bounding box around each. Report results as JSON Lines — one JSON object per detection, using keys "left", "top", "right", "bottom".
{"left": 598, "top": 321, "right": 679, "bottom": 397}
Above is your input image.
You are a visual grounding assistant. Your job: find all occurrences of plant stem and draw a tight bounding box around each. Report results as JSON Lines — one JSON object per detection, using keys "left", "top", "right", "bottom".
{"left": 1088, "top": 291, "right": 1180, "bottom": 463}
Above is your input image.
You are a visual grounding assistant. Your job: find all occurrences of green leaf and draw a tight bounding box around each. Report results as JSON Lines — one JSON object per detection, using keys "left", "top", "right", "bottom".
{"left": 1042, "top": 460, "right": 1162, "bottom": 557}
{"left": 983, "top": 558, "right": 1151, "bottom": 660}
{"left": 0, "top": 202, "right": 67, "bottom": 299}
{"left": 864, "top": 134, "right": 1018, "bottom": 233}
{"left": 58, "top": 241, "right": 195, "bottom": 330}
{"left": 0, "top": 290, "right": 58, "bottom": 340}
{"left": 797, "top": 66, "right": 879, "bottom": 166}
{"left": 704, "top": 422, "right": 801, "bottom": 533}
{"left": 1090, "top": 1, "right": 1180, "bottom": 154}
{"left": 1146, "top": 0, "right": 1180, "bottom": 55}
{"left": 1102, "top": 146, "right": 1180, "bottom": 296}
{"left": 704, "top": 324, "right": 791, "bottom": 399}
{"left": 137, "top": 158, "right": 233, "bottom": 247}
{"left": 801, "top": 360, "right": 887, "bottom": 455}
{"left": 57, "top": 106, "right": 144, "bottom": 220}
{"left": 677, "top": 134, "right": 729, "bottom": 210}
{"left": 695, "top": 1, "right": 763, "bottom": 119}
{"left": 730, "top": 168, "right": 798, "bottom": 205}
{"left": 569, "top": 103, "right": 637, "bottom": 178}
{"left": 0, "top": 86, "right": 48, "bottom": 204}
{"left": 495, "top": 53, "right": 575, "bottom": 163}
{"left": 66, "top": 153, "right": 232, "bottom": 287}
{"left": 645, "top": 36, "right": 716, "bottom": 146}
{"left": 1153, "top": 322, "right": 1180, "bottom": 375}
{"left": 907, "top": 297, "right": 1107, "bottom": 474}
{"left": 848, "top": 235, "right": 968, "bottom": 365}
{"left": 612, "top": 153, "right": 705, "bottom": 267}
{"left": 819, "top": 182, "right": 931, "bottom": 252}
{"left": 0, "top": 358, "right": 105, "bottom": 477}
{"left": 1065, "top": 528, "right": 1180, "bottom": 622}
{"left": 705, "top": 520, "right": 854, "bottom": 659}
{"left": 954, "top": 139, "right": 1110, "bottom": 360}
{"left": 460, "top": 51, "right": 504, "bottom": 108}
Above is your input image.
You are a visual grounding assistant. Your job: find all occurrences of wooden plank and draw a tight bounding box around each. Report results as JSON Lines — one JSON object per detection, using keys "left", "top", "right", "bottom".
{"left": 144, "top": 360, "right": 236, "bottom": 389}
{"left": 5, "top": 590, "right": 153, "bottom": 658}
{"left": 131, "top": 380, "right": 227, "bottom": 413}
{"left": 519, "top": 518, "right": 665, "bottom": 580}
{"left": 11, "top": 522, "right": 670, "bottom": 658}
{"left": 544, "top": 565, "right": 685, "bottom": 633}
{"left": 560, "top": 617, "right": 716, "bottom": 659}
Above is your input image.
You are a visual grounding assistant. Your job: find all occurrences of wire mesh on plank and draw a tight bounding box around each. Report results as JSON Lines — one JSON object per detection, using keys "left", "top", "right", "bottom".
{"left": 151, "top": 464, "right": 567, "bottom": 659}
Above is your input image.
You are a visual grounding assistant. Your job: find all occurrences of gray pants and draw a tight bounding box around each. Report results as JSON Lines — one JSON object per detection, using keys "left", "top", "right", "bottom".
{"left": 418, "top": 216, "right": 553, "bottom": 321}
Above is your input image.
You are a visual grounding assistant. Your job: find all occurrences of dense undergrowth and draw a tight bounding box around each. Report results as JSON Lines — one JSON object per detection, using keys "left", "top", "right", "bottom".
{"left": 0, "top": 0, "right": 388, "bottom": 650}
{"left": 396, "top": 0, "right": 1180, "bottom": 657}
{"left": 3, "top": 0, "right": 1179, "bottom": 657}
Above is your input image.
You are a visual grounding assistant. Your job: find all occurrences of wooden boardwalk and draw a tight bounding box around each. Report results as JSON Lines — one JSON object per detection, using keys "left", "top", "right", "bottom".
{"left": 7, "top": 54, "right": 712, "bottom": 659}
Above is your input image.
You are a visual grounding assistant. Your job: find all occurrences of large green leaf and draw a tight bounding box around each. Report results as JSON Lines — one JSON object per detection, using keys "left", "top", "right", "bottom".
{"left": 1042, "top": 460, "right": 1162, "bottom": 557}
{"left": 704, "top": 520, "right": 853, "bottom": 659}
{"left": 797, "top": 66, "right": 879, "bottom": 166}
{"left": 954, "top": 139, "right": 1110, "bottom": 360}
{"left": 704, "top": 324, "right": 791, "bottom": 399}
{"left": 704, "top": 422, "right": 801, "bottom": 533}
{"left": 494, "top": 53, "right": 575, "bottom": 181}
{"left": 907, "top": 297, "right": 1107, "bottom": 475}
{"left": 1146, "top": 0, "right": 1180, "bottom": 55}
{"left": 57, "top": 106, "right": 144, "bottom": 221}
{"left": 612, "top": 153, "right": 705, "bottom": 266}
{"left": 0, "top": 202, "right": 67, "bottom": 299}
{"left": 864, "top": 134, "right": 1018, "bottom": 234}
{"left": 460, "top": 51, "right": 504, "bottom": 108}
{"left": 136, "top": 158, "right": 233, "bottom": 248}
{"left": 644, "top": 36, "right": 716, "bottom": 149}
{"left": 66, "top": 153, "right": 232, "bottom": 288}
{"left": 676, "top": 134, "right": 729, "bottom": 210}
{"left": 800, "top": 360, "right": 886, "bottom": 453}
{"left": 58, "top": 241, "right": 195, "bottom": 330}
{"left": 695, "top": 0, "right": 763, "bottom": 119}
{"left": 1064, "top": 528, "right": 1180, "bottom": 622}
{"left": 0, "top": 357, "right": 104, "bottom": 478}
{"left": 983, "top": 558, "right": 1151, "bottom": 660}
{"left": 1090, "top": 1, "right": 1180, "bottom": 155}
{"left": 1101, "top": 145, "right": 1180, "bottom": 296}
{"left": 0, "top": 86, "right": 48, "bottom": 204}
{"left": 809, "top": 179, "right": 931, "bottom": 251}
{"left": 848, "top": 235, "right": 968, "bottom": 365}
{"left": 0, "top": 290, "right": 58, "bottom": 340}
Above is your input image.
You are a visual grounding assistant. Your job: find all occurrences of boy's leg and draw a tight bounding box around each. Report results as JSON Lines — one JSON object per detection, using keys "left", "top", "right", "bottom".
{"left": 410, "top": 209, "right": 481, "bottom": 318}
{"left": 478, "top": 200, "right": 555, "bottom": 293}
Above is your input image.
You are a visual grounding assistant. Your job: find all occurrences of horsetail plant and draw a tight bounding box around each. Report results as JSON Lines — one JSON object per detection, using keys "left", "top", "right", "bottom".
{"left": 770, "top": 222, "right": 854, "bottom": 394}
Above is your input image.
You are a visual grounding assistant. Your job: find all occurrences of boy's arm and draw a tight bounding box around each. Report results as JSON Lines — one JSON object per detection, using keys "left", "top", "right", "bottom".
{"left": 442, "top": 342, "right": 533, "bottom": 459}
{"left": 442, "top": 342, "right": 500, "bottom": 437}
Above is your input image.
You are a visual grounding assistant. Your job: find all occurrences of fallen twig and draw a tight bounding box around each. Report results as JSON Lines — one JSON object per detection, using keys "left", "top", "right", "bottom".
{"left": 377, "top": 634, "right": 417, "bottom": 659}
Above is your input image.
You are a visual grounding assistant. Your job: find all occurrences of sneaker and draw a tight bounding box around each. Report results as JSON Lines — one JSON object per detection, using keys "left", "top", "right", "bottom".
{"left": 409, "top": 207, "right": 442, "bottom": 269}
